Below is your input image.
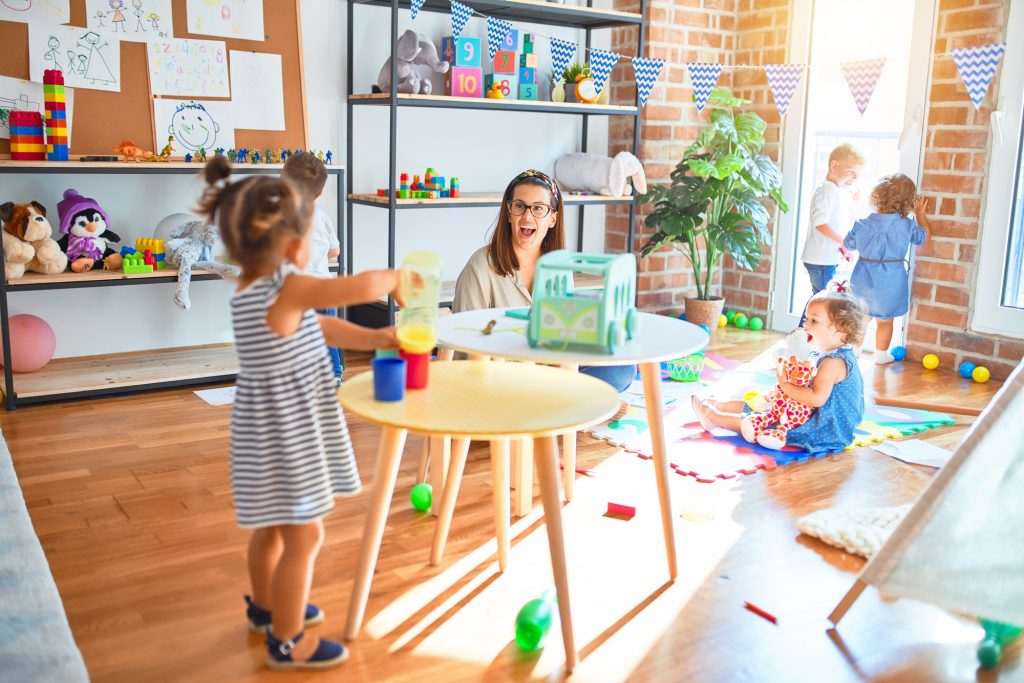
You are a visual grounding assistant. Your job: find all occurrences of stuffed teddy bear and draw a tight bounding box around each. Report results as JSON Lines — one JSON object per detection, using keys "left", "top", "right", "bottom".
{"left": 371, "top": 29, "right": 449, "bottom": 95}
{"left": 56, "top": 189, "right": 123, "bottom": 272}
{"left": 553, "top": 151, "right": 648, "bottom": 197}
{"left": 0, "top": 201, "right": 68, "bottom": 277}
{"left": 740, "top": 355, "right": 817, "bottom": 450}
{"left": 166, "top": 220, "right": 239, "bottom": 310}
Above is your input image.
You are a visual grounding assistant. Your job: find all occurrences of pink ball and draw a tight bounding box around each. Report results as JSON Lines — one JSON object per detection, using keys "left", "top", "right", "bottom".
{"left": 0, "top": 314, "right": 56, "bottom": 372}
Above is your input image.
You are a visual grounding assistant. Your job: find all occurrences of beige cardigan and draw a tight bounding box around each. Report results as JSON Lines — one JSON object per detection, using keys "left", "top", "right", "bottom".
{"left": 452, "top": 246, "right": 532, "bottom": 313}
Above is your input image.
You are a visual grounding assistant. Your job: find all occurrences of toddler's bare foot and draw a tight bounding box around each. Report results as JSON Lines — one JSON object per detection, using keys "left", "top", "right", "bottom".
{"left": 691, "top": 395, "right": 715, "bottom": 431}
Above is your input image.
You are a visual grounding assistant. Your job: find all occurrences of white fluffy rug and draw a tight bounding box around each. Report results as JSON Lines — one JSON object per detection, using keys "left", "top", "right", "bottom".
{"left": 797, "top": 505, "right": 912, "bottom": 558}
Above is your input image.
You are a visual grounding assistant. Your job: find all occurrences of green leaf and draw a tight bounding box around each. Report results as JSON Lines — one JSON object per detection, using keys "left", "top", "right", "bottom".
{"left": 711, "top": 109, "right": 737, "bottom": 143}
{"left": 713, "top": 152, "right": 744, "bottom": 180}
{"left": 731, "top": 193, "right": 771, "bottom": 231}
{"left": 735, "top": 111, "right": 767, "bottom": 148}
{"left": 687, "top": 157, "right": 716, "bottom": 179}
{"left": 744, "top": 154, "right": 783, "bottom": 191}
{"left": 640, "top": 232, "right": 675, "bottom": 258}
{"left": 708, "top": 87, "right": 747, "bottom": 108}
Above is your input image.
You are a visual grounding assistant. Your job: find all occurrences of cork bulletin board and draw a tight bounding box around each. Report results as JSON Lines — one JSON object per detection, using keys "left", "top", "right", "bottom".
{"left": 0, "top": 0, "right": 308, "bottom": 156}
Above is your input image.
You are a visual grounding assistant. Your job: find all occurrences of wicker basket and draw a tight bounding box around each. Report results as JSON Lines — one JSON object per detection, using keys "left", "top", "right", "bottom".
{"left": 665, "top": 353, "right": 705, "bottom": 382}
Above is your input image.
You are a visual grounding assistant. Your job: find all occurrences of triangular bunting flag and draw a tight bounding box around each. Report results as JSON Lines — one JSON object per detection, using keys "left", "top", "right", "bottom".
{"left": 840, "top": 58, "right": 886, "bottom": 116}
{"left": 590, "top": 48, "right": 620, "bottom": 97}
{"left": 450, "top": 0, "right": 473, "bottom": 38}
{"left": 951, "top": 42, "right": 1006, "bottom": 109}
{"left": 550, "top": 38, "right": 576, "bottom": 83}
{"left": 686, "top": 62, "right": 723, "bottom": 113}
{"left": 632, "top": 56, "right": 665, "bottom": 107}
{"left": 411, "top": 0, "right": 425, "bottom": 20}
{"left": 764, "top": 64, "right": 804, "bottom": 117}
{"left": 486, "top": 16, "right": 513, "bottom": 60}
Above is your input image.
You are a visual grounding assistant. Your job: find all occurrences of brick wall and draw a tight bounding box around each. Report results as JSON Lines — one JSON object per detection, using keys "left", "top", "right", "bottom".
{"left": 908, "top": 0, "right": 1021, "bottom": 379}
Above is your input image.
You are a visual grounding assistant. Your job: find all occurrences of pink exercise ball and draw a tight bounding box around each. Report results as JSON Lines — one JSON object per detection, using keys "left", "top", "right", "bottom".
{"left": 0, "top": 315, "right": 56, "bottom": 372}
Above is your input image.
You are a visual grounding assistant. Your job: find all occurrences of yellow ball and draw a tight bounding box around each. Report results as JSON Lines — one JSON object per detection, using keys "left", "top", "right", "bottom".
{"left": 972, "top": 366, "right": 991, "bottom": 383}
{"left": 718, "top": 314, "right": 728, "bottom": 328}
{"left": 922, "top": 353, "right": 940, "bottom": 370}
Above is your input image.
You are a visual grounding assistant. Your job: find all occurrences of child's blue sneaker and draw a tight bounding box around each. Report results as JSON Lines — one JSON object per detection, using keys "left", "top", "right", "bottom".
{"left": 245, "top": 595, "right": 324, "bottom": 633}
{"left": 265, "top": 630, "right": 349, "bottom": 670}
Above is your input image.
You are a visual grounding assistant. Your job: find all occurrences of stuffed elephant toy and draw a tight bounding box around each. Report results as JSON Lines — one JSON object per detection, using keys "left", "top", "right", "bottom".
{"left": 554, "top": 151, "right": 648, "bottom": 197}
{"left": 372, "top": 29, "right": 449, "bottom": 95}
{"left": 166, "top": 220, "right": 239, "bottom": 310}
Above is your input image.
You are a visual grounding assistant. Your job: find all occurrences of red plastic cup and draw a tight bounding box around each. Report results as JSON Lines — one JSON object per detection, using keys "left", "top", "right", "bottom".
{"left": 400, "top": 349, "right": 430, "bottom": 389}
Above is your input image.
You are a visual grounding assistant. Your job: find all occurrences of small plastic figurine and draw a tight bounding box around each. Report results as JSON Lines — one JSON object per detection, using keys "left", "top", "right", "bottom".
{"left": 317, "top": 150, "right": 325, "bottom": 162}
{"left": 325, "top": 151, "right": 333, "bottom": 164}
{"left": 253, "top": 151, "right": 261, "bottom": 164}
{"left": 184, "top": 152, "right": 192, "bottom": 163}
{"left": 150, "top": 134, "right": 174, "bottom": 161}
{"left": 196, "top": 147, "right": 207, "bottom": 162}
{"left": 237, "top": 148, "right": 249, "bottom": 164}
{"left": 280, "top": 149, "right": 290, "bottom": 162}
{"left": 214, "top": 147, "right": 225, "bottom": 157}
{"left": 263, "top": 149, "right": 272, "bottom": 164}
{"left": 227, "top": 149, "right": 237, "bottom": 163}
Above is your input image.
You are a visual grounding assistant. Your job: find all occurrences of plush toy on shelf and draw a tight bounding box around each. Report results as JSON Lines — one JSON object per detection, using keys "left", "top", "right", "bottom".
{"left": 554, "top": 151, "right": 648, "bottom": 197}
{"left": 0, "top": 201, "right": 68, "bottom": 276}
{"left": 371, "top": 29, "right": 450, "bottom": 95}
{"left": 56, "top": 189, "right": 123, "bottom": 272}
{"left": 165, "top": 220, "right": 239, "bottom": 310}
{"left": 740, "top": 355, "right": 817, "bottom": 450}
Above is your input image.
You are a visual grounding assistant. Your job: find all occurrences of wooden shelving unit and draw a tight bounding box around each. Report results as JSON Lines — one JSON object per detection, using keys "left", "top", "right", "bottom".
{"left": 349, "top": 191, "right": 634, "bottom": 208}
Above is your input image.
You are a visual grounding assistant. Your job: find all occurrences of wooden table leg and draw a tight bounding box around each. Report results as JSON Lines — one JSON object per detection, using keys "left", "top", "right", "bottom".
{"left": 534, "top": 435, "right": 577, "bottom": 672}
{"left": 511, "top": 437, "right": 533, "bottom": 517}
{"left": 416, "top": 438, "right": 430, "bottom": 484}
{"left": 428, "top": 436, "right": 450, "bottom": 517}
{"left": 559, "top": 363, "right": 580, "bottom": 502}
{"left": 345, "top": 426, "right": 408, "bottom": 640}
{"left": 430, "top": 437, "right": 472, "bottom": 565}
{"left": 489, "top": 439, "right": 510, "bottom": 571}
{"left": 640, "top": 361, "right": 678, "bottom": 581}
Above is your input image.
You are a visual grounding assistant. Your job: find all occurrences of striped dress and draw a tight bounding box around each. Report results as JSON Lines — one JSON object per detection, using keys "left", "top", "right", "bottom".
{"left": 230, "top": 263, "right": 361, "bottom": 528}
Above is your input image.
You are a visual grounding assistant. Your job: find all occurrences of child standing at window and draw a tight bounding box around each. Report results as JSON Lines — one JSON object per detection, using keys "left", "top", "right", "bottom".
{"left": 197, "top": 157, "right": 401, "bottom": 670}
{"left": 843, "top": 173, "right": 931, "bottom": 364}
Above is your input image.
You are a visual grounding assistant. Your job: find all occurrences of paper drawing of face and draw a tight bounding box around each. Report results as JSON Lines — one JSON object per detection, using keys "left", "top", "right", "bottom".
{"left": 169, "top": 103, "right": 220, "bottom": 152}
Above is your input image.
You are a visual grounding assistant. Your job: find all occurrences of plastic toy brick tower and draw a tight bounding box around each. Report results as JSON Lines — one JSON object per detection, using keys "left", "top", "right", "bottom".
{"left": 10, "top": 111, "right": 46, "bottom": 161}
{"left": 43, "top": 69, "right": 69, "bottom": 161}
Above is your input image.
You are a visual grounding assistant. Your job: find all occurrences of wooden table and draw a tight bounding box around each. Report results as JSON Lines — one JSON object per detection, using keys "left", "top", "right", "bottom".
{"left": 436, "top": 308, "right": 708, "bottom": 582}
{"left": 338, "top": 361, "right": 619, "bottom": 671}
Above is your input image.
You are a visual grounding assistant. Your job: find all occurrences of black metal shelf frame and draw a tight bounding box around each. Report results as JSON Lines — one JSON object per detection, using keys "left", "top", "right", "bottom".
{"left": 348, "top": 94, "right": 639, "bottom": 116}
{"left": 346, "top": 0, "right": 646, "bottom": 324}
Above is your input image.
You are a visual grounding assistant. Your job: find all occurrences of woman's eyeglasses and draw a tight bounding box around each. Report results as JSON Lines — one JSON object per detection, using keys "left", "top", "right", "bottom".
{"left": 507, "top": 200, "right": 553, "bottom": 219}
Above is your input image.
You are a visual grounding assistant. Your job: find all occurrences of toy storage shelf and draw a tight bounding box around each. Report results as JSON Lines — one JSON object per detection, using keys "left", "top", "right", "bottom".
{"left": 349, "top": 191, "right": 633, "bottom": 208}
{"left": 9, "top": 344, "right": 238, "bottom": 404}
{"left": 0, "top": 159, "right": 344, "bottom": 175}
{"left": 351, "top": 0, "right": 642, "bottom": 29}
{"left": 4, "top": 263, "right": 340, "bottom": 291}
{"left": 349, "top": 93, "right": 638, "bottom": 116}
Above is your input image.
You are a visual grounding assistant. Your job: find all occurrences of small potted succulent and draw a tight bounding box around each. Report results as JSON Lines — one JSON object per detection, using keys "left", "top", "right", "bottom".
{"left": 553, "top": 62, "right": 601, "bottom": 104}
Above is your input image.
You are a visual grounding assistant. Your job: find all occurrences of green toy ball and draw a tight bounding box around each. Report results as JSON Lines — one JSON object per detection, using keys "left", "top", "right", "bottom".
{"left": 748, "top": 316, "right": 764, "bottom": 331}
{"left": 410, "top": 483, "right": 432, "bottom": 511}
{"left": 733, "top": 313, "right": 749, "bottom": 329}
{"left": 725, "top": 310, "right": 737, "bottom": 323}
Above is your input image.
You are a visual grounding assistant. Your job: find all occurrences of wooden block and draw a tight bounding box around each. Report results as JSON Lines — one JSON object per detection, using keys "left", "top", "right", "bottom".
{"left": 607, "top": 502, "right": 636, "bottom": 518}
{"left": 445, "top": 66, "right": 483, "bottom": 98}
{"left": 519, "top": 83, "right": 539, "bottom": 100}
{"left": 519, "top": 67, "right": 536, "bottom": 84}
{"left": 442, "top": 36, "right": 482, "bottom": 67}
{"left": 493, "top": 50, "right": 516, "bottom": 74}
{"left": 499, "top": 28, "right": 519, "bottom": 53}
{"left": 484, "top": 74, "right": 517, "bottom": 99}
{"left": 520, "top": 53, "right": 538, "bottom": 69}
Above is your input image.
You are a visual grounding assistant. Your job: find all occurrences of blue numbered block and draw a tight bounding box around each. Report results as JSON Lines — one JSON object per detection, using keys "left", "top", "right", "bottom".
{"left": 441, "top": 36, "right": 481, "bottom": 67}
{"left": 519, "top": 82, "right": 539, "bottom": 100}
{"left": 500, "top": 28, "right": 519, "bottom": 53}
{"left": 519, "top": 67, "right": 536, "bottom": 84}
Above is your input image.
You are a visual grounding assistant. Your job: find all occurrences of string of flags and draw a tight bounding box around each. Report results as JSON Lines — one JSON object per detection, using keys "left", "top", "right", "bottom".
{"left": 416, "top": 0, "right": 1006, "bottom": 115}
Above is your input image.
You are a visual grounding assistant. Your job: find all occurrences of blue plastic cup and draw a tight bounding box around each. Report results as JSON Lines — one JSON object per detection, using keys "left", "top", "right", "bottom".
{"left": 372, "top": 358, "right": 406, "bottom": 401}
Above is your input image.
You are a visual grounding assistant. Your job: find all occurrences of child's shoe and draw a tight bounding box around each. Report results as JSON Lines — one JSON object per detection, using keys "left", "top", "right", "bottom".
{"left": 246, "top": 595, "right": 324, "bottom": 633}
{"left": 874, "top": 349, "right": 894, "bottom": 365}
{"left": 265, "top": 630, "right": 349, "bottom": 670}
{"left": 756, "top": 429, "right": 786, "bottom": 450}
{"left": 740, "top": 416, "right": 757, "bottom": 444}
{"left": 691, "top": 395, "right": 715, "bottom": 431}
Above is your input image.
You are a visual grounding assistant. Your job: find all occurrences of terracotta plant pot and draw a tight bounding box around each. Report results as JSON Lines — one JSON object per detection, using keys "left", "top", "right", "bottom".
{"left": 683, "top": 297, "right": 725, "bottom": 336}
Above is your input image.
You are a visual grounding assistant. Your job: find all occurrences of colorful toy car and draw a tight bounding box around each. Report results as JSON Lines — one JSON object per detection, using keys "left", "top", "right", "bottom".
{"left": 527, "top": 250, "right": 637, "bottom": 353}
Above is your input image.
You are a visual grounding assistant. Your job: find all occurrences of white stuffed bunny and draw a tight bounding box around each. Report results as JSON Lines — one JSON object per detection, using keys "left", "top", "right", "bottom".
{"left": 553, "top": 151, "right": 648, "bottom": 197}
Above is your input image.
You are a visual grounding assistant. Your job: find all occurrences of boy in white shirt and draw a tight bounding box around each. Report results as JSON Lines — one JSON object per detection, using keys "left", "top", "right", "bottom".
{"left": 799, "top": 143, "right": 865, "bottom": 323}
{"left": 282, "top": 152, "right": 344, "bottom": 382}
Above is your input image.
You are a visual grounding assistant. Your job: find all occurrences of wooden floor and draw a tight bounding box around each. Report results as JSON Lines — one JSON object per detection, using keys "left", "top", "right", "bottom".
{"left": 2, "top": 328, "right": 1018, "bottom": 683}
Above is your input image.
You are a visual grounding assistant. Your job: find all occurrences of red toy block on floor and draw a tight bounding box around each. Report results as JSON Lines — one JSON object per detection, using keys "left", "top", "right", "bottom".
{"left": 607, "top": 502, "right": 635, "bottom": 518}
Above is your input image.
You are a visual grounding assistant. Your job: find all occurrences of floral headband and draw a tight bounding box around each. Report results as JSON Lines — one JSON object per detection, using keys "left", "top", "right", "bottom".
{"left": 513, "top": 169, "right": 561, "bottom": 206}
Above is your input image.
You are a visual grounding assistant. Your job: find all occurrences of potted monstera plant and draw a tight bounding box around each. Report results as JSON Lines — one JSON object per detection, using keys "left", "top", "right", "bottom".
{"left": 636, "top": 87, "right": 788, "bottom": 330}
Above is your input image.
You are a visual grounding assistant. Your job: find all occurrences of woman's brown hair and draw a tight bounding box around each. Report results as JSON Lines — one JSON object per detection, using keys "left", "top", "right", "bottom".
{"left": 487, "top": 169, "right": 565, "bottom": 277}
{"left": 195, "top": 156, "right": 312, "bottom": 273}
{"left": 870, "top": 173, "right": 918, "bottom": 217}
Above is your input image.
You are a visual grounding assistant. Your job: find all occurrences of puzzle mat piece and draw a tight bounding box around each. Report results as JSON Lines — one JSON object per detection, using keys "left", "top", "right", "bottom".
{"left": 865, "top": 403, "right": 955, "bottom": 428}
{"left": 620, "top": 376, "right": 708, "bottom": 409}
{"left": 665, "top": 429, "right": 780, "bottom": 483}
{"left": 586, "top": 404, "right": 693, "bottom": 453}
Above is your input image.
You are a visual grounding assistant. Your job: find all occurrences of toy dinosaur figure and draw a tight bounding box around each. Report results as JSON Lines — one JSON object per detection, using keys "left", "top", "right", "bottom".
{"left": 112, "top": 140, "right": 152, "bottom": 162}
{"left": 147, "top": 135, "right": 174, "bottom": 162}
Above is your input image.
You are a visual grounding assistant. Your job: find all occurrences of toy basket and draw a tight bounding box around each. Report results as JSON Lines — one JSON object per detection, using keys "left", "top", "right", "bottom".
{"left": 665, "top": 353, "right": 705, "bottom": 382}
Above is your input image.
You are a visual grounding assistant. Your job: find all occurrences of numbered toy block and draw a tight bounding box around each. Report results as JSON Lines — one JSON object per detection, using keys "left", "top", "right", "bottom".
{"left": 499, "top": 28, "right": 519, "bottom": 52}
{"left": 522, "top": 33, "right": 534, "bottom": 54}
{"left": 520, "top": 53, "right": 538, "bottom": 69}
{"left": 441, "top": 36, "right": 482, "bottom": 67}
{"left": 493, "top": 50, "right": 517, "bottom": 74}
{"left": 445, "top": 66, "right": 483, "bottom": 98}
{"left": 519, "top": 83, "right": 539, "bottom": 100}
{"left": 519, "top": 67, "right": 537, "bottom": 84}
{"left": 485, "top": 74, "right": 518, "bottom": 99}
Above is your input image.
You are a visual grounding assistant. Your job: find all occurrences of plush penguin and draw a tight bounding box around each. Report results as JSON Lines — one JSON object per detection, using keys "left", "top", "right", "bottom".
{"left": 56, "top": 189, "right": 123, "bottom": 272}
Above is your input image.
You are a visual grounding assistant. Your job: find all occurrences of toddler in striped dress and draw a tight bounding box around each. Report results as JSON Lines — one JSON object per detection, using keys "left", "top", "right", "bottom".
{"left": 197, "top": 157, "right": 402, "bottom": 670}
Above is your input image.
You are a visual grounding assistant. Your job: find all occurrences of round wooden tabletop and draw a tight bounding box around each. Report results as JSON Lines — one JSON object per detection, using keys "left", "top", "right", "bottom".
{"left": 437, "top": 308, "right": 709, "bottom": 365}
{"left": 337, "top": 361, "right": 620, "bottom": 439}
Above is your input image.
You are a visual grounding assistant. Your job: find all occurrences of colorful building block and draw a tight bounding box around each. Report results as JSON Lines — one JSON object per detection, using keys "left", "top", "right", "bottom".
{"left": 445, "top": 66, "right": 483, "bottom": 98}
{"left": 522, "top": 33, "right": 534, "bottom": 54}
{"left": 135, "top": 237, "right": 165, "bottom": 255}
{"left": 607, "top": 502, "right": 636, "bottom": 518}
{"left": 519, "top": 83, "right": 539, "bottom": 100}
{"left": 9, "top": 111, "right": 46, "bottom": 161}
{"left": 485, "top": 74, "right": 518, "bottom": 99}
{"left": 493, "top": 50, "right": 517, "bottom": 74}
{"left": 519, "top": 67, "right": 536, "bottom": 84}
{"left": 43, "top": 69, "right": 68, "bottom": 161}
{"left": 122, "top": 253, "right": 154, "bottom": 274}
{"left": 520, "top": 53, "right": 538, "bottom": 69}
{"left": 499, "top": 28, "right": 519, "bottom": 52}
{"left": 441, "top": 36, "right": 482, "bottom": 68}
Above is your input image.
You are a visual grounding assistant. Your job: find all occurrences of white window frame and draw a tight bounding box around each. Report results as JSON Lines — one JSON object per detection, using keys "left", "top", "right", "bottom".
{"left": 972, "top": 1, "right": 1024, "bottom": 338}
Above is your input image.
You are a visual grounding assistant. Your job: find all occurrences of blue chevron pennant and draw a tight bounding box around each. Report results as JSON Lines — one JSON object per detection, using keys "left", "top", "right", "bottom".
{"left": 631, "top": 56, "right": 665, "bottom": 107}
{"left": 411, "top": 0, "right": 424, "bottom": 20}
{"left": 590, "top": 48, "right": 621, "bottom": 96}
{"left": 486, "top": 16, "right": 513, "bottom": 60}
{"left": 550, "top": 38, "right": 576, "bottom": 82}
{"left": 764, "top": 63, "right": 804, "bottom": 117}
{"left": 686, "top": 61, "right": 723, "bottom": 112}
{"left": 450, "top": 0, "right": 473, "bottom": 38}
{"left": 951, "top": 42, "right": 1006, "bottom": 109}
{"left": 840, "top": 58, "right": 885, "bottom": 116}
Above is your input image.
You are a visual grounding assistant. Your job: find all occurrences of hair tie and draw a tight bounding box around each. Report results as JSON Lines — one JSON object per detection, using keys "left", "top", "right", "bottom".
{"left": 832, "top": 280, "right": 849, "bottom": 293}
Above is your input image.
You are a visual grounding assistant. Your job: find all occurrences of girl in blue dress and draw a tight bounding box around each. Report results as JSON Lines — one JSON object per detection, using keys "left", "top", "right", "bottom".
{"left": 692, "top": 284, "right": 869, "bottom": 453}
{"left": 843, "top": 173, "right": 932, "bottom": 364}
{"left": 197, "top": 157, "right": 402, "bottom": 670}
